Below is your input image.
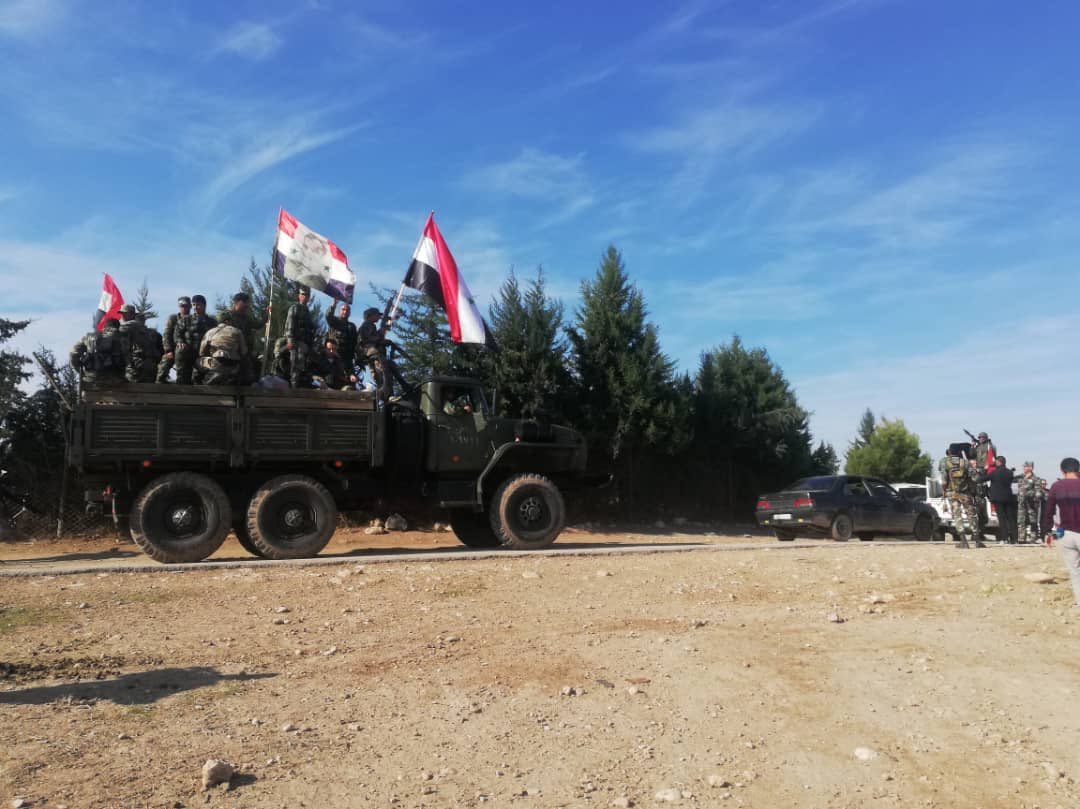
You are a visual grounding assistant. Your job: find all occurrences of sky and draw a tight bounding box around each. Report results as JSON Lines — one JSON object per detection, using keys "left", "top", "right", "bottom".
{"left": 1, "top": 0, "right": 1078, "bottom": 479}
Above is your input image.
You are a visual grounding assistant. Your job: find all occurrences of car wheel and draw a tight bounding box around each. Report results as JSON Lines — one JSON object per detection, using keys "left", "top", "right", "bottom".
{"left": 830, "top": 513, "right": 854, "bottom": 541}
{"left": 129, "top": 472, "right": 231, "bottom": 563}
{"left": 857, "top": 532, "right": 876, "bottom": 542}
{"left": 774, "top": 528, "right": 797, "bottom": 541}
{"left": 913, "top": 513, "right": 933, "bottom": 542}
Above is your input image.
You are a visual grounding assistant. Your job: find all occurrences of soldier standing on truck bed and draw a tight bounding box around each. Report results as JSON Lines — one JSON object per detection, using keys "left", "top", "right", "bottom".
{"left": 284, "top": 285, "right": 315, "bottom": 389}
{"left": 174, "top": 294, "right": 217, "bottom": 385}
{"left": 219, "top": 292, "right": 257, "bottom": 384}
{"left": 198, "top": 322, "right": 249, "bottom": 385}
{"left": 942, "top": 447, "right": 984, "bottom": 549}
{"left": 156, "top": 296, "right": 189, "bottom": 383}
{"left": 70, "top": 318, "right": 127, "bottom": 385}
{"left": 973, "top": 432, "right": 996, "bottom": 473}
{"left": 359, "top": 307, "right": 408, "bottom": 401}
{"left": 325, "top": 300, "right": 358, "bottom": 379}
{"left": 119, "top": 304, "right": 162, "bottom": 383}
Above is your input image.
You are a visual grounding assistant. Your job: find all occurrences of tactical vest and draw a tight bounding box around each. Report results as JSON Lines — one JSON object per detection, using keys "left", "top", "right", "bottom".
{"left": 946, "top": 457, "right": 975, "bottom": 495}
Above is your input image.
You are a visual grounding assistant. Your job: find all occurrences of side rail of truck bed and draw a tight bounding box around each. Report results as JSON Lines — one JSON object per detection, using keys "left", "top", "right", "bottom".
{"left": 69, "top": 384, "right": 378, "bottom": 469}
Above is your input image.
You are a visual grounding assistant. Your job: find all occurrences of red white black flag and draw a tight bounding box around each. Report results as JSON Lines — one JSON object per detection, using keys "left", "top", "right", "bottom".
{"left": 94, "top": 273, "right": 124, "bottom": 331}
{"left": 404, "top": 214, "right": 494, "bottom": 347}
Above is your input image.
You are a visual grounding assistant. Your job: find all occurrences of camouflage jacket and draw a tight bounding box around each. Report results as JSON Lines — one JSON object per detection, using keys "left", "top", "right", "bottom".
{"left": 119, "top": 320, "right": 163, "bottom": 381}
{"left": 70, "top": 327, "right": 127, "bottom": 380}
{"left": 161, "top": 313, "right": 180, "bottom": 353}
{"left": 1016, "top": 474, "right": 1046, "bottom": 503}
{"left": 974, "top": 440, "right": 996, "bottom": 470}
{"left": 284, "top": 303, "right": 315, "bottom": 346}
{"left": 325, "top": 313, "right": 358, "bottom": 364}
{"left": 174, "top": 313, "right": 217, "bottom": 351}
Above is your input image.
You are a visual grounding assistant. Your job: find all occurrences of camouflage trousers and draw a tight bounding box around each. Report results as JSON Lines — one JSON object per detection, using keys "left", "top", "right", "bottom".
{"left": 1017, "top": 498, "right": 1041, "bottom": 542}
{"left": 948, "top": 494, "right": 979, "bottom": 538}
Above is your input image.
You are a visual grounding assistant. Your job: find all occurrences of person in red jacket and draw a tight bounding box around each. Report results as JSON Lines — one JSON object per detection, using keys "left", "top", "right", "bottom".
{"left": 1043, "top": 457, "right": 1080, "bottom": 607}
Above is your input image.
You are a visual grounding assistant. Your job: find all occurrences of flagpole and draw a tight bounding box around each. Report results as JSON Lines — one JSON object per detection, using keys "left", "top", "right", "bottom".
{"left": 262, "top": 209, "right": 282, "bottom": 377}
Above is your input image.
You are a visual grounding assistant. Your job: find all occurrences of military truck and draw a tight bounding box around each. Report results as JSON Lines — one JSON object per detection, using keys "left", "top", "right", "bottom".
{"left": 67, "top": 377, "right": 588, "bottom": 563}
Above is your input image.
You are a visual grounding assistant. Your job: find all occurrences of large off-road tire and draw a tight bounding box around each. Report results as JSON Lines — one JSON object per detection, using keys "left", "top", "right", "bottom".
{"left": 913, "top": 513, "right": 934, "bottom": 542}
{"left": 233, "top": 520, "right": 265, "bottom": 558}
{"left": 450, "top": 510, "right": 502, "bottom": 548}
{"left": 245, "top": 475, "right": 336, "bottom": 559}
{"left": 774, "top": 528, "right": 797, "bottom": 541}
{"left": 489, "top": 473, "right": 566, "bottom": 550}
{"left": 129, "top": 472, "right": 231, "bottom": 563}
{"left": 830, "top": 513, "right": 854, "bottom": 542}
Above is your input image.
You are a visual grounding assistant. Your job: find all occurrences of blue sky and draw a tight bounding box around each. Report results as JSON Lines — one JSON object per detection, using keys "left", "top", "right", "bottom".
{"left": 2, "top": 0, "right": 1078, "bottom": 477}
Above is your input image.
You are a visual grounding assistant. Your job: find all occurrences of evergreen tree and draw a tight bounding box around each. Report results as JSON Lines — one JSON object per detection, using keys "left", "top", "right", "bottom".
{"left": 487, "top": 268, "right": 569, "bottom": 419}
{"left": 132, "top": 278, "right": 158, "bottom": 325}
{"left": 844, "top": 418, "right": 932, "bottom": 482}
{"left": 567, "top": 246, "right": 676, "bottom": 515}
{"left": 810, "top": 441, "right": 840, "bottom": 475}
{"left": 850, "top": 407, "right": 876, "bottom": 449}
{"left": 0, "top": 318, "right": 32, "bottom": 439}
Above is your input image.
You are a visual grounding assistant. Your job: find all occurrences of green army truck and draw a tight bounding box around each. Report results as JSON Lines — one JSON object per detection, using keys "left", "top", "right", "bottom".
{"left": 68, "top": 377, "right": 588, "bottom": 563}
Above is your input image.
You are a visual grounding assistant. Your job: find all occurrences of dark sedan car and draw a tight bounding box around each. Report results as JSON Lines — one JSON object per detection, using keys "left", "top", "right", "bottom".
{"left": 756, "top": 475, "right": 937, "bottom": 542}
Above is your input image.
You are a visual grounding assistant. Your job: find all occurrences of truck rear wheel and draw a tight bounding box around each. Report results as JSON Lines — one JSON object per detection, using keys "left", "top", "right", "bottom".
{"left": 129, "top": 472, "right": 231, "bottom": 563}
{"left": 489, "top": 473, "right": 565, "bottom": 549}
{"left": 450, "top": 510, "right": 502, "bottom": 548}
{"left": 233, "top": 520, "right": 265, "bottom": 558}
{"left": 245, "top": 475, "right": 336, "bottom": 559}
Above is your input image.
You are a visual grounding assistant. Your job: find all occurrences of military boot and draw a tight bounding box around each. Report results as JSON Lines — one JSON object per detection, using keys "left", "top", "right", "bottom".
{"left": 956, "top": 534, "right": 970, "bottom": 549}
{"left": 974, "top": 537, "right": 986, "bottom": 549}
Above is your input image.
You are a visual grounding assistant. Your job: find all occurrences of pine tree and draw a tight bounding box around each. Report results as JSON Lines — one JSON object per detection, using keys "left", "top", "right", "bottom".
{"left": 132, "top": 278, "right": 158, "bottom": 325}
{"left": 0, "top": 318, "right": 32, "bottom": 439}
{"left": 567, "top": 246, "right": 676, "bottom": 515}
{"left": 810, "top": 441, "right": 840, "bottom": 475}
{"left": 850, "top": 407, "right": 876, "bottom": 449}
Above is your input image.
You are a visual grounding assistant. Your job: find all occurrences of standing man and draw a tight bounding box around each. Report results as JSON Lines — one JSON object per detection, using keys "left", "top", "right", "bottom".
{"left": 943, "top": 447, "right": 983, "bottom": 549}
{"left": 358, "top": 306, "right": 408, "bottom": 400}
{"left": 156, "top": 296, "right": 190, "bottom": 383}
{"left": 973, "top": 432, "right": 997, "bottom": 473}
{"left": 284, "top": 285, "right": 315, "bottom": 389}
{"left": 70, "top": 319, "right": 127, "bottom": 385}
{"left": 219, "top": 292, "right": 257, "bottom": 384}
{"left": 174, "top": 294, "right": 217, "bottom": 385}
{"left": 118, "top": 304, "right": 161, "bottom": 383}
{"left": 1016, "top": 461, "right": 1047, "bottom": 544}
{"left": 325, "top": 300, "right": 359, "bottom": 379}
{"left": 977, "top": 455, "right": 1018, "bottom": 544}
{"left": 1043, "top": 458, "right": 1080, "bottom": 608}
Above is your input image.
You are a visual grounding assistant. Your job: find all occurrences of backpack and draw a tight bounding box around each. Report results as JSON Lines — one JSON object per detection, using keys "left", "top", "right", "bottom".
{"left": 947, "top": 457, "right": 973, "bottom": 495}
{"left": 203, "top": 324, "right": 245, "bottom": 361}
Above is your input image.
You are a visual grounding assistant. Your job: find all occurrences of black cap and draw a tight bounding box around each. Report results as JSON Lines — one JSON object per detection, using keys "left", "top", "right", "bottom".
{"left": 364, "top": 307, "right": 381, "bottom": 318}
{"left": 232, "top": 292, "right": 250, "bottom": 303}
{"left": 191, "top": 294, "right": 206, "bottom": 305}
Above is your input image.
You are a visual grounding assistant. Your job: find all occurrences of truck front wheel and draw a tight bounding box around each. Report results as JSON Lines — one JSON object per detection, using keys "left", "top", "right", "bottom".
{"left": 245, "top": 475, "right": 336, "bottom": 559}
{"left": 129, "top": 472, "right": 232, "bottom": 563}
{"left": 489, "top": 473, "right": 566, "bottom": 550}
{"left": 450, "top": 510, "right": 502, "bottom": 548}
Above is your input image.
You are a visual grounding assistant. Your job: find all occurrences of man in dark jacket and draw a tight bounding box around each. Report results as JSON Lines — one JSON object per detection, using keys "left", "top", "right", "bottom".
{"left": 978, "top": 456, "right": 1018, "bottom": 544}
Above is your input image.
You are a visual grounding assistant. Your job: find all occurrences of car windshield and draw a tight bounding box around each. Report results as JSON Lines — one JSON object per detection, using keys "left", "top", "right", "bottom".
{"left": 786, "top": 477, "right": 835, "bottom": 492}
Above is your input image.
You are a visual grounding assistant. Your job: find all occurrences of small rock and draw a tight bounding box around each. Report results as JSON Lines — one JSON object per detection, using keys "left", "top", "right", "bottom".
{"left": 521, "top": 571, "right": 540, "bottom": 579}
{"left": 826, "top": 613, "right": 845, "bottom": 624}
{"left": 443, "top": 635, "right": 461, "bottom": 644}
{"left": 596, "top": 570, "right": 613, "bottom": 578}
{"left": 689, "top": 619, "right": 708, "bottom": 628}
{"left": 281, "top": 722, "right": 297, "bottom": 732}
{"left": 117, "top": 733, "right": 131, "bottom": 740}
{"left": 626, "top": 685, "right": 643, "bottom": 696}
{"left": 323, "top": 646, "right": 338, "bottom": 656}
{"left": 595, "top": 678, "right": 615, "bottom": 689}
{"left": 654, "top": 787, "right": 681, "bottom": 802}
{"left": 612, "top": 798, "right": 633, "bottom": 808}
{"left": 1041, "top": 761, "right": 1064, "bottom": 779}
{"left": 385, "top": 513, "right": 408, "bottom": 531}
{"left": 274, "top": 606, "right": 290, "bottom": 614}
{"left": 76, "top": 602, "right": 89, "bottom": 609}
{"left": 854, "top": 746, "right": 878, "bottom": 761}
{"left": 272, "top": 618, "right": 288, "bottom": 625}
{"left": 364, "top": 526, "right": 388, "bottom": 535}
{"left": 11, "top": 799, "right": 30, "bottom": 809}
{"left": 369, "top": 518, "right": 383, "bottom": 528}
{"left": 250, "top": 718, "right": 263, "bottom": 726}
{"left": 432, "top": 522, "right": 446, "bottom": 532}
{"left": 201, "top": 759, "right": 234, "bottom": 790}
{"left": 420, "top": 771, "right": 434, "bottom": 781}
{"left": 707, "top": 775, "right": 731, "bottom": 788}
{"left": 560, "top": 686, "right": 581, "bottom": 697}
{"left": 1024, "top": 572, "right": 1056, "bottom": 584}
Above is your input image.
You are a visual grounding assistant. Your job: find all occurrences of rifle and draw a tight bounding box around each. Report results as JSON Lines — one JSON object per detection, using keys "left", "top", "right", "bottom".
{"left": 963, "top": 428, "right": 978, "bottom": 445}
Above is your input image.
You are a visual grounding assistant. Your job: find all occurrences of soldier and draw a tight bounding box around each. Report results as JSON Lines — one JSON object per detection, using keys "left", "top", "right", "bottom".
{"left": 198, "top": 322, "right": 249, "bottom": 386}
{"left": 118, "top": 304, "right": 162, "bottom": 383}
{"left": 973, "top": 431, "right": 997, "bottom": 473}
{"left": 1016, "top": 461, "right": 1047, "bottom": 543}
{"left": 314, "top": 338, "right": 357, "bottom": 390}
{"left": 358, "top": 306, "right": 407, "bottom": 400}
{"left": 70, "top": 318, "right": 127, "bottom": 385}
{"left": 156, "top": 296, "right": 190, "bottom": 383}
{"left": 968, "top": 457, "right": 988, "bottom": 534}
{"left": 942, "top": 447, "right": 983, "bottom": 549}
{"left": 325, "top": 300, "right": 359, "bottom": 378}
{"left": 284, "top": 285, "right": 315, "bottom": 389}
{"left": 219, "top": 292, "right": 257, "bottom": 383}
{"left": 174, "top": 294, "right": 217, "bottom": 385}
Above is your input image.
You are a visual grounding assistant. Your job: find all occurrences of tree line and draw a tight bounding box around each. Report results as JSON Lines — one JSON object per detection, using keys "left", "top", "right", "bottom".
{"left": 0, "top": 244, "right": 938, "bottom": 534}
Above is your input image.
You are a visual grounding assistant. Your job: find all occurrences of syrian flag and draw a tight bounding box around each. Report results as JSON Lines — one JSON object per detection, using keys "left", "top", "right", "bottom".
{"left": 272, "top": 208, "right": 356, "bottom": 303}
{"left": 94, "top": 274, "right": 124, "bottom": 331}
{"left": 404, "top": 214, "right": 494, "bottom": 347}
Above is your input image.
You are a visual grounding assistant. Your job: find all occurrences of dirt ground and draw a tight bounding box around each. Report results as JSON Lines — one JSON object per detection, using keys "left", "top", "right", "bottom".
{"left": 2, "top": 535, "right": 1079, "bottom": 808}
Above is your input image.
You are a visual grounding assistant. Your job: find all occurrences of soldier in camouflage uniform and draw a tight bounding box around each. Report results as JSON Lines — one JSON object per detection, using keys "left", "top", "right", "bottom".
{"left": 968, "top": 457, "right": 988, "bottom": 534}
{"left": 325, "top": 300, "right": 358, "bottom": 378}
{"left": 284, "top": 286, "right": 315, "bottom": 389}
{"left": 70, "top": 318, "right": 127, "bottom": 385}
{"left": 942, "top": 449, "right": 984, "bottom": 549}
{"left": 156, "top": 296, "right": 190, "bottom": 383}
{"left": 197, "top": 322, "right": 248, "bottom": 386}
{"left": 219, "top": 292, "right": 257, "bottom": 384}
{"left": 118, "top": 304, "right": 162, "bottom": 383}
{"left": 1016, "top": 461, "right": 1047, "bottom": 543}
{"left": 973, "top": 431, "right": 996, "bottom": 473}
{"left": 174, "top": 294, "right": 217, "bottom": 385}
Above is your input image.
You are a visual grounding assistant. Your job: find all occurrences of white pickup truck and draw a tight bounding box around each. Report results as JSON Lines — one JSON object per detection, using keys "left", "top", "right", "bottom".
{"left": 921, "top": 476, "right": 1000, "bottom": 541}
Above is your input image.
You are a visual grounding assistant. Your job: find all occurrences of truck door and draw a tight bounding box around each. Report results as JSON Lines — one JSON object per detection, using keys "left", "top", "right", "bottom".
{"left": 432, "top": 384, "right": 489, "bottom": 474}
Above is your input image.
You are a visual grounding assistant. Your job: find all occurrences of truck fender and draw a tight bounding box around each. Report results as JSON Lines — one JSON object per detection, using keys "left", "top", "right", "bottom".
{"left": 475, "top": 441, "right": 562, "bottom": 505}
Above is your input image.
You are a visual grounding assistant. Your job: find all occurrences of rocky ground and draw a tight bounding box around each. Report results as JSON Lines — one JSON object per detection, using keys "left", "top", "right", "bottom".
{"left": 1, "top": 536, "right": 1079, "bottom": 808}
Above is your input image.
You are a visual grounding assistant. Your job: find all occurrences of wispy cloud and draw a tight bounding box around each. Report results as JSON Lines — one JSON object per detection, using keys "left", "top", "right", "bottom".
{"left": 464, "top": 148, "right": 595, "bottom": 227}
{"left": 217, "top": 21, "right": 282, "bottom": 61}
{"left": 0, "top": 0, "right": 65, "bottom": 39}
